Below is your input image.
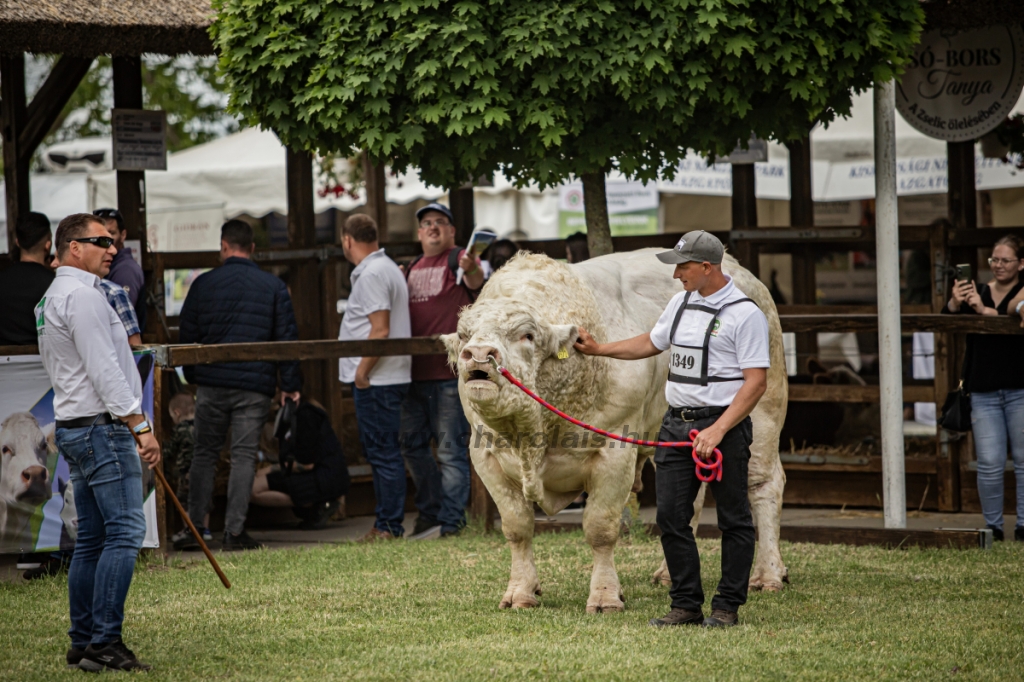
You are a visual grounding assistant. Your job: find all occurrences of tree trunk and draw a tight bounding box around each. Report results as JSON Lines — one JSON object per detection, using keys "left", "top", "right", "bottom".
{"left": 581, "top": 171, "right": 612, "bottom": 257}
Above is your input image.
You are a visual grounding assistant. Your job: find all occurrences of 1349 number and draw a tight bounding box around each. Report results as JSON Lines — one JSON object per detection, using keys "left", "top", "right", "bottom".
{"left": 672, "top": 354, "right": 696, "bottom": 370}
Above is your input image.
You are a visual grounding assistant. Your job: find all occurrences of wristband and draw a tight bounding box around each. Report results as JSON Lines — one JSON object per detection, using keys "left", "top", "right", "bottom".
{"left": 132, "top": 421, "right": 152, "bottom": 435}
{"left": 465, "top": 265, "right": 480, "bottom": 276}
{"left": 1016, "top": 300, "right": 1024, "bottom": 317}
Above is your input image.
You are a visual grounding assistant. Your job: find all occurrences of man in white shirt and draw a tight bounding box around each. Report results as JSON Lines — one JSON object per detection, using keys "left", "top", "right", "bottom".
{"left": 338, "top": 215, "right": 412, "bottom": 540}
{"left": 575, "top": 230, "right": 769, "bottom": 629}
{"left": 36, "top": 213, "right": 160, "bottom": 672}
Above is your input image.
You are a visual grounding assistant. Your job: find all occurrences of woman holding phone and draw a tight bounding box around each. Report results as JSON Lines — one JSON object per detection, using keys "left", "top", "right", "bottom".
{"left": 945, "top": 235, "right": 1024, "bottom": 541}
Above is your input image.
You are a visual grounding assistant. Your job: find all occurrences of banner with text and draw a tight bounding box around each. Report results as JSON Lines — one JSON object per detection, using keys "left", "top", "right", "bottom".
{"left": 558, "top": 181, "right": 659, "bottom": 237}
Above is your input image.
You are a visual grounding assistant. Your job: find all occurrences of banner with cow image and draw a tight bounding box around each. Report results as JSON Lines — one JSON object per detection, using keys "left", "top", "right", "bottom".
{"left": 0, "top": 351, "right": 159, "bottom": 554}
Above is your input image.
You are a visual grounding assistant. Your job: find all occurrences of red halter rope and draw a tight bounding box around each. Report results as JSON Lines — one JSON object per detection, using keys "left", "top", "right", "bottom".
{"left": 487, "top": 358, "right": 723, "bottom": 481}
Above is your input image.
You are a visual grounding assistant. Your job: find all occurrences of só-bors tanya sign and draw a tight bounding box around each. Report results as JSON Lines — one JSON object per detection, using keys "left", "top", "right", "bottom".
{"left": 896, "top": 26, "right": 1024, "bottom": 142}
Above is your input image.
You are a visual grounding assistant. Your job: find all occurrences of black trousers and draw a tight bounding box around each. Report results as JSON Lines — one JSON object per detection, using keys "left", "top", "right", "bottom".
{"left": 654, "top": 410, "right": 755, "bottom": 613}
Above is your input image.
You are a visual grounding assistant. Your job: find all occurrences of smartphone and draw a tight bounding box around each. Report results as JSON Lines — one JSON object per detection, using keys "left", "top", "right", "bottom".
{"left": 954, "top": 263, "right": 971, "bottom": 282}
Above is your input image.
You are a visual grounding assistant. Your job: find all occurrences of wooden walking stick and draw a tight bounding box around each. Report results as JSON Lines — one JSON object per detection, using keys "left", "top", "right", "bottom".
{"left": 130, "top": 430, "right": 231, "bottom": 589}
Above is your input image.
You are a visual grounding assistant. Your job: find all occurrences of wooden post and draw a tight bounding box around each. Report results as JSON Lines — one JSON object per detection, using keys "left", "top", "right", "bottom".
{"left": 730, "top": 163, "right": 759, "bottom": 276}
{"left": 947, "top": 141, "right": 977, "bottom": 231}
{"left": 112, "top": 57, "right": 147, "bottom": 254}
{"left": 1, "top": 54, "right": 29, "bottom": 255}
{"left": 450, "top": 185, "right": 475, "bottom": 247}
{"left": 787, "top": 134, "right": 818, "bottom": 369}
{"left": 286, "top": 148, "right": 325, "bottom": 402}
{"left": 362, "top": 153, "right": 389, "bottom": 242}
{"left": 152, "top": 365, "right": 169, "bottom": 552}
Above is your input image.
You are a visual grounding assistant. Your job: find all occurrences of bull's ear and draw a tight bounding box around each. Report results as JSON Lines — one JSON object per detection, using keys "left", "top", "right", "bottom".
{"left": 439, "top": 333, "right": 462, "bottom": 363}
{"left": 548, "top": 324, "right": 579, "bottom": 359}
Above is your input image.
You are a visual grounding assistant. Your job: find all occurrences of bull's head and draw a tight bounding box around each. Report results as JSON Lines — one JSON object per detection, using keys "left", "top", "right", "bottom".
{"left": 0, "top": 412, "right": 53, "bottom": 509}
{"left": 441, "top": 299, "right": 577, "bottom": 422}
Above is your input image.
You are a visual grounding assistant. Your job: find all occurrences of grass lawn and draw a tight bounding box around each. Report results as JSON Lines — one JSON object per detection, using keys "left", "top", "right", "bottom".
{"left": 1, "top": 528, "right": 1022, "bottom": 681}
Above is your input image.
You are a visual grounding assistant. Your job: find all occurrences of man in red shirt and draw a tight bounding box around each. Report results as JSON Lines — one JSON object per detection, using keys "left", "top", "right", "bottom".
{"left": 403, "top": 203, "right": 484, "bottom": 537}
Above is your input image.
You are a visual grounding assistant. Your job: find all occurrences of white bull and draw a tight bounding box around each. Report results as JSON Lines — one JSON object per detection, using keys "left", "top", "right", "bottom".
{"left": 0, "top": 412, "right": 53, "bottom": 547}
{"left": 442, "top": 249, "right": 788, "bottom": 613}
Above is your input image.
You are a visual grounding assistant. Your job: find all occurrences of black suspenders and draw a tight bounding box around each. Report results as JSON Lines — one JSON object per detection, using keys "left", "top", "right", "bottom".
{"left": 667, "top": 293, "right": 756, "bottom": 385}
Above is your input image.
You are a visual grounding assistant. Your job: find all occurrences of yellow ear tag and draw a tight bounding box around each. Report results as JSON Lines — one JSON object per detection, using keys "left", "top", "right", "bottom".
{"left": 557, "top": 347, "right": 569, "bottom": 360}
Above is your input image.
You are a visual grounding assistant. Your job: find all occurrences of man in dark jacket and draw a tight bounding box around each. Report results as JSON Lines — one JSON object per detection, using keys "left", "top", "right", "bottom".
{"left": 176, "top": 220, "right": 302, "bottom": 551}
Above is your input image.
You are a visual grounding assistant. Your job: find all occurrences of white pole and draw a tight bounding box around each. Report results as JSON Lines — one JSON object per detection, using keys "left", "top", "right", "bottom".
{"left": 874, "top": 79, "right": 906, "bottom": 529}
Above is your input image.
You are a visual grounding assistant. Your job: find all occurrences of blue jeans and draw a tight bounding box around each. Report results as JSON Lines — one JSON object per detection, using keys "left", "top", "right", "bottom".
{"left": 401, "top": 379, "right": 471, "bottom": 533}
{"left": 971, "top": 389, "right": 1024, "bottom": 531}
{"left": 56, "top": 424, "right": 146, "bottom": 648}
{"left": 353, "top": 383, "right": 410, "bottom": 536}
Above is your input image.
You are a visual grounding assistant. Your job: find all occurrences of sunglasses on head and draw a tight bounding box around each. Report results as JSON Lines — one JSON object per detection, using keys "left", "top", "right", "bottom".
{"left": 93, "top": 208, "right": 122, "bottom": 219}
{"left": 67, "top": 236, "right": 115, "bottom": 248}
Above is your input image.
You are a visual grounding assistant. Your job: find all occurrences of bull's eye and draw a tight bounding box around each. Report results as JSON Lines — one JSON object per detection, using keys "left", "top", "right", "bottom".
{"left": 1, "top": 445, "right": 11, "bottom": 456}
{"left": 458, "top": 333, "right": 467, "bottom": 342}
{"left": 522, "top": 333, "right": 534, "bottom": 342}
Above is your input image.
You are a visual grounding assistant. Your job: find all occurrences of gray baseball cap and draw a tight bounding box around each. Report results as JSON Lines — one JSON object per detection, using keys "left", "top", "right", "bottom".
{"left": 656, "top": 230, "right": 724, "bottom": 265}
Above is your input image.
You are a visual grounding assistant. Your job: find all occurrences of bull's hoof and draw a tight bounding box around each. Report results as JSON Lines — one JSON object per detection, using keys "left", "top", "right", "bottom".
{"left": 586, "top": 589, "right": 625, "bottom": 614}
{"left": 748, "top": 575, "right": 785, "bottom": 592}
{"left": 499, "top": 584, "right": 541, "bottom": 610}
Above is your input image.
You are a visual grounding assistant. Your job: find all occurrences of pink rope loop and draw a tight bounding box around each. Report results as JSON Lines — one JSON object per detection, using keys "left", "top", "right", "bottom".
{"left": 493, "top": 365, "right": 726, "bottom": 465}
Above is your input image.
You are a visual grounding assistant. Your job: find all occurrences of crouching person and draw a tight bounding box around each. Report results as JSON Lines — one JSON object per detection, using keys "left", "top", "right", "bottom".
{"left": 38, "top": 214, "right": 159, "bottom": 671}
{"left": 251, "top": 400, "right": 350, "bottom": 529}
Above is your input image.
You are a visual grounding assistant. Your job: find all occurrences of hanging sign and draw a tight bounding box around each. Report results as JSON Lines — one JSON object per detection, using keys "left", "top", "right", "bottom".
{"left": 111, "top": 109, "right": 168, "bottom": 171}
{"left": 558, "top": 181, "right": 658, "bottom": 237}
{"left": 896, "top": 26, "right": 1024, "bottom": 142}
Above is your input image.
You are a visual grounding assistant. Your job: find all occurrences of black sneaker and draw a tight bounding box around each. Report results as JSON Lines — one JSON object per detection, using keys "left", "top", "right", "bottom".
{"left": 649, "top": 608, "right": 704, "bottom": 627}
{"left": 66, "top": 647, "right": 86, "bottom": 669}
{"left": 297, "top": 500, "right": 338, "bottom": 530}
{"left": 440, "top": 527, "right": 463, "bottom": 538}
{"left": 172, "top": 528, "right": 201, "bottom": 551}
{"left": 703, "top": 609, "right": 739, "bottom": 628}
{"left": 79, "top": 639, "right": 152, "bottom": 672}
{"left": 1015, "top": 527, "right": 1024, "bottom": 542}
{"left": 412, "top": 515, "right": 439, "bottom": 536}
{"left": 989, "top": 525, "right": 1005, "bottom": 542}
{"left": 223, "top": 529, "right": 263, "bottom": 551}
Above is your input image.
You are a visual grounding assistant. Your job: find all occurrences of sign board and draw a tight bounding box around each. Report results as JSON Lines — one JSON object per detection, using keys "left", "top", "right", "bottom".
{"left": 558, "top": 181, "right": 658, "bottom": 237}
{"left": 111, "top": 109, "right": 167, "bottom": 171}
{"left": 146, "top": 204, "right": 225, "bottom": 252}
{"left": 896, "top": 26, "right": 1024, "bottom": 142}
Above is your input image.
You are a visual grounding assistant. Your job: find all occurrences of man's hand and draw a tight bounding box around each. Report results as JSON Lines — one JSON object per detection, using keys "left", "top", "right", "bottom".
{"left": 691, "top": 424, "right": 725, "bottom": 461}
{"left": 281, "top": 391, "right": 301, "bottom": 406}
{"left": 459, "top": 251, "right": 480, "bottom": 273}
{"left": 135, "top": 431, "right": 161, "bottom": 469}
{"left": 573, "top": 327, "right": 602, "bottom": 356}
{"left": 354, "top": 371, "right": 371, "bottom": 390}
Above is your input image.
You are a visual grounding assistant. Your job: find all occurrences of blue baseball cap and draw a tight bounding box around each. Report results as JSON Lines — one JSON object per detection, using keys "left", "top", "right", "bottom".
{"left": 416, "top": 202, "right": 454, "bottom": 224}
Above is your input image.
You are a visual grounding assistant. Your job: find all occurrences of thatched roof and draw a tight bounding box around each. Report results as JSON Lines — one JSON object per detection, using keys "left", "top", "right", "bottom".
{"left": 0, "top": 0, "right": 214, "bottom": 56}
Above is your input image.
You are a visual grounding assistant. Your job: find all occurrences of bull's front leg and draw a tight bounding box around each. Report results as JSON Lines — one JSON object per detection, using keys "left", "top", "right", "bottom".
{"left": 582, "top": 447, "right": 634, "bottom": 613}
{"left": 472, "top": 446, "right": 541, "bottom": 609}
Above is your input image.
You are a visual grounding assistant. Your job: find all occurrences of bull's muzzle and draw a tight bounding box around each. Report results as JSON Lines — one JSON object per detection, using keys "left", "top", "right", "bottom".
{"left": 18, "top": 465, "right": 50, "bottom": 503}
{"left": 461, "top": 345, "right": 501, "bottom": 385}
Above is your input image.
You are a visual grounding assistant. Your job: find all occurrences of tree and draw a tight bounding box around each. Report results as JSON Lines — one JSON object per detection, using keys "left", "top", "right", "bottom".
{"left": 214, "top": 0, "right": 923, "bottom": 254}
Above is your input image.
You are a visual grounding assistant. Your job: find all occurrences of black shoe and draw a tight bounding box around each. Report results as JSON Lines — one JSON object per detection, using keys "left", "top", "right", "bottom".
{"left": 172, "top": 528, "right": 201, "bottom": 551}
{"left": 412, "top": 515, "right": 439, "bottom": 536}
{"left": 66, "top": 647, "right": 86, "bottom": 669}
{"left": 989, "top": 525, "right": 1004, "bottom": 542}
{"left": 440, "top": 527, "right": 462, "bottom": 538}
{"left": 1016, "top": 527, "right": 1024, "bottom": 542}
{"left": 703, "top": 609, "right": 739, "bottom": 628}
{"left": 649, "top": 608, "right": 704, "bottom": 627}
{"left": 297, "top": 500, "right": 339, "bottom": 530}
{"left": 22, "top": 555, "right": 68, "bottom": 580}
{"left": 79, "top": 640, "right": 152, "bottom": 672}
{"left": 223, "top": 529, "right": 263, "bottom": 551}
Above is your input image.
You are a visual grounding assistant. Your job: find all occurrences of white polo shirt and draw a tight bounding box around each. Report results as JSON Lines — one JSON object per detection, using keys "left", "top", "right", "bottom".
{"left": 36, "top": 266, "right": 143, "bottom": 420}
{"left": 338, "top": 249, "right": 412, "bottom": 386}
{"left": 649, "top": 276, "right": 770, "bottom": 408}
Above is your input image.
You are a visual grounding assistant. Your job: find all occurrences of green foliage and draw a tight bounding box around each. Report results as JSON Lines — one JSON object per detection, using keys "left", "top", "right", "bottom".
{"left": 213, "top": 0, "right": 924, "bottom": 190}
{"left": 39, "top": 55, "right": 237, "bottom": 154}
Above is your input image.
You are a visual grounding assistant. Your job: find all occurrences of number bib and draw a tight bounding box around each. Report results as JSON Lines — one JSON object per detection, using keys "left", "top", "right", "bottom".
{"left": 665, "top": 291, "right": 755, "bottom": 386}
{"left": 669, "top": 344, "right": 704, "bottom": 382}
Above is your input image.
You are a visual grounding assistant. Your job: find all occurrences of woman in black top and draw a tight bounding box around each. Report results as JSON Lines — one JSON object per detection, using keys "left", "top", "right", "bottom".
{"left": 946, "top": 235, "right": 1024, "bottom": 541}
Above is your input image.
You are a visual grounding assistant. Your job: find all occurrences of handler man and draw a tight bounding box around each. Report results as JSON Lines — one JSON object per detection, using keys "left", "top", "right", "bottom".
{"left": 575, "top": 230, "right": 769, "bottom": 628}
{"left": 37, "top": 213, "right": 160, "bottom": 671}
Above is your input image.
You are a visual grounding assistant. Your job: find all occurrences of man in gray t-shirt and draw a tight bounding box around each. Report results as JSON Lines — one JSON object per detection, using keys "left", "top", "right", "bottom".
{"left": 339, "top": 215, "right": 412, "bottom": 540}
